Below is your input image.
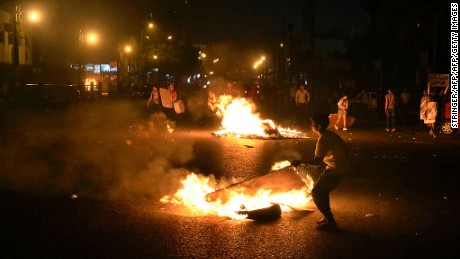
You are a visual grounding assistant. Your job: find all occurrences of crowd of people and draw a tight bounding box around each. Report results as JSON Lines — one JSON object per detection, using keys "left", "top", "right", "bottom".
{"left": 142, "top": 80, "right": 452, "bottom": 139}
{"left": 139, "top": 80, "right": 452, "bottom": 233}
{"left": 146, "top": 83, "right": 184, "bottom": 123}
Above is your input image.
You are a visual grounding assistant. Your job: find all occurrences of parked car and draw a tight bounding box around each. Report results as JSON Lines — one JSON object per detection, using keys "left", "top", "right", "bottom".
{"left": 440, "top": 101, "right": 457, "bottom": 135}
{"left": 43, "top": 84, "right": 80, "bottom": 108}
{"left": 9, "top": 84, "right": 45, "bottom": 107}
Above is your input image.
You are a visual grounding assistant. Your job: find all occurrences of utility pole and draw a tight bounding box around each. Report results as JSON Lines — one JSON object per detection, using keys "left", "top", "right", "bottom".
{"left": 78, "top": 29, "right": 83, "bottom": 88}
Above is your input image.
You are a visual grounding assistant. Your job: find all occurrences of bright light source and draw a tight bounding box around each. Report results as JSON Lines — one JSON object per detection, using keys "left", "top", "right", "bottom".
{"left": 28, "top": 11, "right": 40, "bottom": 22}
{"left": 167, "top": 35, "right": 173, "bottom": 40}
{"left": 148, "top": 22, "right": 154, "bottom": 29}
{"left": 153, "top": 55, "right": 158, "bottom": 59}
{"left": 253, "top": 55, "right": 266, "bottom": 69}
{"left": 124, "top": 45, "right": 132, "bottom": 53}
{"left": 86, "top": 33, "right": 98, "bottom": 44}
{"left": 213, "top": 58, "right": 219, "bottom": 63}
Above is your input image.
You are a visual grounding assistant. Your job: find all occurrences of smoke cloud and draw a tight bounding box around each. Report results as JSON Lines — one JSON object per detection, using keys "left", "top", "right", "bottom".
{"left": 0, "top": 101, "right": 196, "bottom": 201}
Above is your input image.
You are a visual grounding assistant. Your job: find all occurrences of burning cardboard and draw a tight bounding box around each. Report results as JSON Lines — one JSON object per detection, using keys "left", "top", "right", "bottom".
{"left": 205, "top": 167, "right": 309, "bottom": 204}
{"left": 160, "top": 163, "right": 315, "bottom": 220}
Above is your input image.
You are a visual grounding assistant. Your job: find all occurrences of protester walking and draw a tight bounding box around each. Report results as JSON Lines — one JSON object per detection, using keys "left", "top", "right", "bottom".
{"left": 334, "top": 95, "right": 348, "bottom": 131}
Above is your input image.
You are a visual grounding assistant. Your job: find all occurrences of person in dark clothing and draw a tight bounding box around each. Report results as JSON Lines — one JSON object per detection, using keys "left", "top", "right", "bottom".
{"left": 307, "top": 114, "right": 350, "bottom": 231}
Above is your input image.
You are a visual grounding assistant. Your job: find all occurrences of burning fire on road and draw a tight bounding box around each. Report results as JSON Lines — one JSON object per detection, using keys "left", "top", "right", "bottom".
{"left": 160, "top": 161, "right": 314, "bottom": 220}
{"left": 208, "top": 95, "right": 308, "bottom": 139}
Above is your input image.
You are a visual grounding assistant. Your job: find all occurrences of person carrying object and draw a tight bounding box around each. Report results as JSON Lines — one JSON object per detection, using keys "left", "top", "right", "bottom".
{"left": 292, "top": 114, "right": 349, "bottom": 231}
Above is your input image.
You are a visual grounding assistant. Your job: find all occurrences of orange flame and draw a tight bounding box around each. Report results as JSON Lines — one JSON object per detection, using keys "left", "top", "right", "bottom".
{"left": 209, "top": 95, "right": 308, "bottom": 139}
{"left": 160, "top": 161, "right": 314, "bottom": 219}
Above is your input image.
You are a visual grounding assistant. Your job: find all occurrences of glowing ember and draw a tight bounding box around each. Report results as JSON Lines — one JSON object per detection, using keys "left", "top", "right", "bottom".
{"left": 209, "top": 95, "right": 308, "bottom": 139}
{"left": 160, "top": 161, "right": 314, "bottom": 220}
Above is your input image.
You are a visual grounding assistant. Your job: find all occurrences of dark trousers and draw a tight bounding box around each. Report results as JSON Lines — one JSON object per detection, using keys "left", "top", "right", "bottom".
{"left": 312, "top": 170, "right": 343, "bottom": 220}
{"left": 386, "top": 108, "right": 396, "bottom": 129}
{"left": 296, "top": 103, "right": 307, "bottom": 124}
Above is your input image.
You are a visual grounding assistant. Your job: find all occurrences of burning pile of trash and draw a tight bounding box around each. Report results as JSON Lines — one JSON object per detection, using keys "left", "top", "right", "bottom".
{"left": 160, "top": 161, "right": 315, "bottom": 221}
{"left": 208, "top": 95, "right": 308, "bottom": 139}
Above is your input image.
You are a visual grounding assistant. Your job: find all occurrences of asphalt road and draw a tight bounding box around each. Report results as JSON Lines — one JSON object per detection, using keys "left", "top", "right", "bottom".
{"left": 1, "top": 99, "right": 459, "bottom": 258}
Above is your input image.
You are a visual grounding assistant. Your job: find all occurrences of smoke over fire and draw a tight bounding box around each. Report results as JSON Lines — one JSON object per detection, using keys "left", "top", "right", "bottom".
{"left": 0, "top": 101, "right": 194, "bottom": 200}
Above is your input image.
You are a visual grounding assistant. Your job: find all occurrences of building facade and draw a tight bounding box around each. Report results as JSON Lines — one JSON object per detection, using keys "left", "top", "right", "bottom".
{"left": 0, "top": 9, "right": 33, "bottom": 66}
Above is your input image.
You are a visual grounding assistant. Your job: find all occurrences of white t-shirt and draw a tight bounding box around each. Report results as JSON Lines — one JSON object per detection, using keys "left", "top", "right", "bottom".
{"left": 315, "top": 130, "right": 349, "bottom": 172}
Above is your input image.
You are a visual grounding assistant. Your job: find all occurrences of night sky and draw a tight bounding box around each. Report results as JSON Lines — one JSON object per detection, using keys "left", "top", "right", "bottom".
{"left": 6, "top": 0, "right": 371, "bottom": 62}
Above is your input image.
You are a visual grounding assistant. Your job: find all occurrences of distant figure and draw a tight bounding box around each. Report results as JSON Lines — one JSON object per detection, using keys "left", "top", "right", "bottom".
{"left": 334, "top": 95, "right": 348, "bottom": 131}
{"left": 295, "top": 84, "right": 311, "bottom": 125}
{"left": 146, "top": 85, "right": 160, "bottom": 111}
{"left": 168, "top": 84, "right": 178, "bottom": 103}
{"left": 356, "top": 89, "right": 369, "bottom": 106}
{"left": 168, "top": 84, "right": 182, "bottom": 122}
{"left": 420, "top": 89, "right": 430, "bottom": 128}
{"left": 425, "top": 83, "right": 439, "bottom": 138}
{"left": 385, "top": 89, "right": 396, "bottom": 132}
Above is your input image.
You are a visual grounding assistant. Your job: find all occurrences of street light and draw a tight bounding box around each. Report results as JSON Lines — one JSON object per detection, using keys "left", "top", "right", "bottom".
{"left": 78, "top": 30, "right": 98, "bottom": 89}
{"left": 117, "top": 43, "right": 133, "bottom": 90}
{"left": 253, "top": 55, "right": 265, "bottom": 69}
{"left": 13, "top": 3, "right": 41, "bottom": 86}
{"left": 27, "top": 11, "right": 40, "bottom": 22}
{"left": 253, "top": 55, "right": 266, "bottom": 84}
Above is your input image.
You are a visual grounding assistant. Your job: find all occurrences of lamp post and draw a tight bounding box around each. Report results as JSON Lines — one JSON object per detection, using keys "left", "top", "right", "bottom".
{"left": 253, "top": 55, "right": 266, "bottom": 84}
{"left": 78, "top": 30, "right": 98, "bottom": 91}
{"left": 12, "top": 2, "right": 40, "bottom": 87}
{"left": 117, "top": 43, "right": 133, "bottom": 93}
{"left": 13, "top": 3, "right": 20, "bottom": 69}
{"left": 78, "top": 29, "right": 83, "bottom": 88}
{"left": 139, "top": 22, "right": 154, "bottom": 84}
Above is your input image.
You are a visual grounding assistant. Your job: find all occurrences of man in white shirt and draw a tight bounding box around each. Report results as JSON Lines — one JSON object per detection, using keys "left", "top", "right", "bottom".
{"left": 295, "top": 84, "right": 310, "bottom": 124}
